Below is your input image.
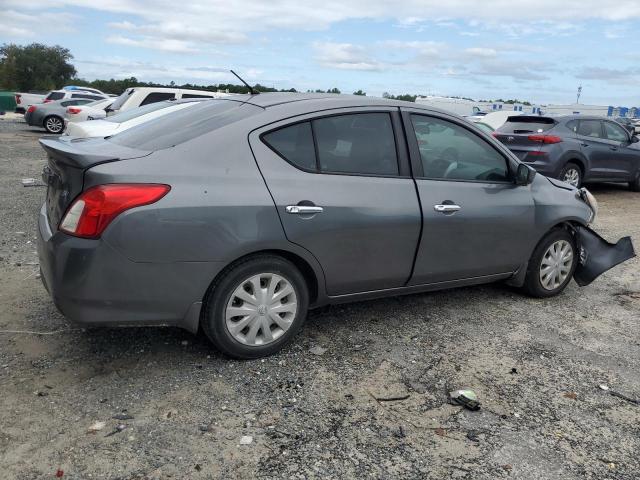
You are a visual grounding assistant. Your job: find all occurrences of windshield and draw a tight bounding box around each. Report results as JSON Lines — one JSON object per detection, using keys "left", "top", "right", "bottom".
{"left": 105, "top": 101, "right": 188, "bottom": 123}
{"left": 108, "top": 100, "right": 261, "bottom": 150}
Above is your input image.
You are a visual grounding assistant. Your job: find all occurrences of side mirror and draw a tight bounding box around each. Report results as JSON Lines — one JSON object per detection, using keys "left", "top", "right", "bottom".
{"left": 515, "top": 163, "right": 536, "bottom": 186}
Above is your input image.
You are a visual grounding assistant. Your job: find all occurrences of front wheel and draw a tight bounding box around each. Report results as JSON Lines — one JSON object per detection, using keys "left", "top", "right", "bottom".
{"left": 201, "top": 255, "right": 309, "bottom": 359}
{"left": 629, "top": 172, "right": 640, "bottom": 192}
{"left": 559, "top": 162, "right": 582, "bottom": 188}
{"left": 44, "top": 115, "right": 64, "bottom": 134}
{"left": 522, "top": 229, "right": 578, "bottom": 298}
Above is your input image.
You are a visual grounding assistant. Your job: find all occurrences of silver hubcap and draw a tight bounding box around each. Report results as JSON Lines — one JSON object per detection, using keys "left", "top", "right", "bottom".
{"left": 46, "top": 117, "right": 63, "bottom": 133}
{"left": 562, "top": 168, "right": 580, "bottom": 187}
{"left": 225, "top": 273, "right": 297, "bottom": 346}
{"left": 540, "top": 240, "right": 574, "bottom": 291}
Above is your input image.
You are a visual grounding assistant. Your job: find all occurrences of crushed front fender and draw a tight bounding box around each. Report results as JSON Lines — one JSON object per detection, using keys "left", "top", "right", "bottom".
{"left": 573, "top": 225, "right": 636, "bottom": 287}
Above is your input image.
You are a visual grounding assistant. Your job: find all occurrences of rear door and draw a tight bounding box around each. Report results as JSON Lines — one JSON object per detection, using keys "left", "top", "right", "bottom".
{"left": 575, "top": 119, "right": 611, "bottom": 179}
{"left": 249, "top": 108, "right": 422, "bottom": 296}
{"left": 602, "top": 120, "right": 636, "bottom": 179}
{"left": 403, "top": 109, "right": 534, "bottom": 284}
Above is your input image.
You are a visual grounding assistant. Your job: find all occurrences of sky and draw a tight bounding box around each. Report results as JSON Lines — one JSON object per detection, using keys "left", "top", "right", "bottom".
{"left": 2, "top": 0, "right": 640, "bottom": 105}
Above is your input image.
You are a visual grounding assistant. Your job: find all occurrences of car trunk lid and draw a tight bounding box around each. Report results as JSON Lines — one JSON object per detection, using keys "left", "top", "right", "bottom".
{"left": 39, "top": 137, "right": 151, "bottom": 231}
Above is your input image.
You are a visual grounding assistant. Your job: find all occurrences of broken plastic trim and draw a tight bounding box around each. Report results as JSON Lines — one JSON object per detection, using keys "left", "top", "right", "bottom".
{"left": 573, "top": 225, "right": 636, "bottom": 287}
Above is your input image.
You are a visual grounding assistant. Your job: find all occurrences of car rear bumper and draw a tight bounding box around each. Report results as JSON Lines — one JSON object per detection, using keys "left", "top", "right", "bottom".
{"left": 37, "top": 203, "right": 222, "bottom": 333}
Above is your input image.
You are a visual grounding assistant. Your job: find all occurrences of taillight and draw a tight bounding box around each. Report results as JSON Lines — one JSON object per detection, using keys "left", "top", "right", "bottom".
{"left": 59, "top": 184, "right": 171, "bottom": 239}
{"left": 527, "top": 134, "right": 562, "bottom": 144}
{"left": 15, "top": 94, "right": 21, "bottom": 104}
{"left": 27, "top": 105, "right": 37, "bottom": 113}
{"left": 67, "top": 107, "right": 82, "bottom": 114}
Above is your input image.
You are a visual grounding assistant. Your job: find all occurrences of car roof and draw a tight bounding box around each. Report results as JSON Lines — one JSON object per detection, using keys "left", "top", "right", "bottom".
{"left": 216, "top": 92, "right": 455, "bottom": 116}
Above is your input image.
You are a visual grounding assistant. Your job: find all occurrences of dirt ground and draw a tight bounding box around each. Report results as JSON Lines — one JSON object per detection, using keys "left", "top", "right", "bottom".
{"left": 1, "top": 115, "right": 639, "bottom": 480}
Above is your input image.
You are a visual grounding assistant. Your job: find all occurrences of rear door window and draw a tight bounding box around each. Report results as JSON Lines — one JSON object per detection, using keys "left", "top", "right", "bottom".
{"left": 262, "top": 122, "right": 316, "bottom": 170}
{"left": 313, "top": 113, "right": 398, "bottom": 176}
{"left": 604, "top": 121, "right": 629, "bottom": 142}
{"left": 140, "top": 92, "right": 176, "bottom": 106}
{"left": 577, "top": 120, "right": 603, "bottom": 138}
{"left": 410, "top": 114, "right": 509, "bottom": 182}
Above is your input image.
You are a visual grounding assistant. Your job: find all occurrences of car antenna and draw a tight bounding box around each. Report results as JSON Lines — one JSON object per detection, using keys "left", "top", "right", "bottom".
{"left": 230, "top": 70, "right": 259, "bottom": 95}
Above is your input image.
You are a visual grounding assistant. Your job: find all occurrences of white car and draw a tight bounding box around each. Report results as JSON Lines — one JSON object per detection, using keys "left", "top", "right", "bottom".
{"left": 107, "top": 87, "right": 229, "bottom": 114}
{"left": 64, "top": 100, "right": 203, "bottom": 138}
{"left": 14, "top": 92, "right": 46, "bottom": 113}
{"left": 44, "top": 87, "right": 109, "bottom": 104}
{"left": 64, "top": 98, "right": 113, "bottom": 123}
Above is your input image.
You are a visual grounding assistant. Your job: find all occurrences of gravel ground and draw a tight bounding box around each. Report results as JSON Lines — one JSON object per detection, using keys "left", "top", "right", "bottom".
{"left": 1, "top": 117, "right": 639, "bottom": 480}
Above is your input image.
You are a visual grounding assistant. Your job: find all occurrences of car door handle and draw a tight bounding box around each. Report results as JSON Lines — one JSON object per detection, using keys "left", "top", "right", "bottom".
{"left": 434, "top": 204, "right": 461, "bottom": 213}
{"left": 286, "top": 205, "right": 324, "bottom": 214}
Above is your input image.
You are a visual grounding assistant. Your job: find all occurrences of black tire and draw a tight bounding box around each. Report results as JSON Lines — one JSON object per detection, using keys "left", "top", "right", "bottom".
{"left": 522, "top": 229, "right": 578, "bottom": 298}
{"left": 201, "top": 255, "right": 309, "bottom": 359}
{"left": 43, "top": 115, "right": 64, "bottom": 134}
{"left": 629, "top": 172, "right": 640, "bottom": 192}
{"left": 559, "top": 162, "right": 582, "bottom": 188}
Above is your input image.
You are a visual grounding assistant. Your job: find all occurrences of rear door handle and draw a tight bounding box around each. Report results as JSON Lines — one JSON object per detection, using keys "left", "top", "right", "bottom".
{"left": 286, "top": 205, "right": 323, "bottom": 214}
{"left": 434, "top": 204, "right": 461, "bottom": 213}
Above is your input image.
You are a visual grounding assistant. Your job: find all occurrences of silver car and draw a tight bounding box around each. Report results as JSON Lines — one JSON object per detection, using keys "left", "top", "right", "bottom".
{"left": 36, "top": 93, "right": 635, "bottom": 358}
{"left": 25, "top": 99, "right": 95, "bottom": 133}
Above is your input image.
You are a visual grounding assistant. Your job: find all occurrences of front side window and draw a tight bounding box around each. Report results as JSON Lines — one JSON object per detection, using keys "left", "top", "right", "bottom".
{"left": 140, "top": 92, "right": 176, "bottom": 106}
{"left": 262, "top": 113, "right": 399, "bottom": 176}
{"left": 577, "top": 120, "right": 602, "bottom": 138}
{"left": 410, "top": 114, "right": 509, "bottom": 182}
{"left": 604, "top": 122, "right": 629, "bottom": 142}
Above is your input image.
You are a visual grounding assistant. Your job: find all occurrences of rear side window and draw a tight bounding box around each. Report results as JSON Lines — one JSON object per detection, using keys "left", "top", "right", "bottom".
{"left": 577, "top": 120, "right": 602, "bottom": 138}
{"left": 108, "top": 100, "right": 261, "bottom": 150}
{"left": 140, "top": 92, "right": 176, "bottom": 106}
{"left": 314, "top": 113, "right": 398, "bottom": 175}
{"left": 263, "top": 122, "right": 316, "bottom": 170}
{"left": 46, "top": 91, "right": 64, "bottom": 101}
{"left": 262, "top": 113, "right": 399, "bottom": 176}
{"left": 182, "top": 93, "right": 215, "bottom": 99}
{"left": 498, "top": 116, "right": 555, "bottom": 134}
{"left": 410, "top": 114, "right": 509, "bottom": 182}
{"left": 604, "top": 121, "right": 629, "bottom": 142}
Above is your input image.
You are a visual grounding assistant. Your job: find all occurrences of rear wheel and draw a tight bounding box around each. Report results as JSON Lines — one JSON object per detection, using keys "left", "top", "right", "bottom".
{"left": 559, "top": 162, "right": 582, "bottom": 188}
{"left": 522, "top": 229, "right": 577, "bottom": 298}
{"left": 44, "top": 115, "right": 64, "bottom": 134}
{"left": 201, "top": 255, "right": 309, "bottom": 359}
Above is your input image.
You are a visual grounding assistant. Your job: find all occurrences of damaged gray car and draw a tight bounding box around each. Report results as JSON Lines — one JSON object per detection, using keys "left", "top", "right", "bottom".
{"left": 36, "top": 93, "right": 635, "bottom": 359}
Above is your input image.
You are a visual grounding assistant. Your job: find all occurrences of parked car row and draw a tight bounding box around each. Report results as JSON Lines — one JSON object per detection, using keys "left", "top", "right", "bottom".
{"left": 35, "top": 92, "right": 635, "bottom": 358}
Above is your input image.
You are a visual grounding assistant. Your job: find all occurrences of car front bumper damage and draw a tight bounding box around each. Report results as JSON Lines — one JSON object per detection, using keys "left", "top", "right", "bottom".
{"left": 573, "top": 225, "right": 636, "bottom": 286}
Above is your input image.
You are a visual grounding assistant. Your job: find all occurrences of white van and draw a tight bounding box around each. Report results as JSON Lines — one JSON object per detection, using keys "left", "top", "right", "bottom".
{"left": 107, "top": 87, "right": 230, "bottom": 114}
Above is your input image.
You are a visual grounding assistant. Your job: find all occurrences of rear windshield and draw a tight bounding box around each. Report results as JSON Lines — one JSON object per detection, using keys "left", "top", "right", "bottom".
{"left": 109, "top": 88, "right": 134, "bottom": 111}
{"left": 497, "top": 116, "right": 556, "bottom": 134}
{"left": 105, "top": 100, "right": 182, "bottom": 123}
{"left": 108, "top": 100, "right": 261, "bottom": 150}
{"left": 46, "top": 91, "right": 65, "bottom": 101}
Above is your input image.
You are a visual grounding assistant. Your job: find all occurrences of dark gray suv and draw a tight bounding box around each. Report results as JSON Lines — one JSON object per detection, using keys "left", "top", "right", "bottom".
{"left": 36, "top": 94, "right": 634, "bottom": 358}
{"left": 494, "top": 115, "right": 640, "bottom": 190}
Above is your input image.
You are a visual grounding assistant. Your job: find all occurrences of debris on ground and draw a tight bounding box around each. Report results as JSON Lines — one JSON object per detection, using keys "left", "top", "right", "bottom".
{"left": 449, "top": 389, "right": 481, "bottom": 411}
{"left": 112, "top": 413, "right": 134, "bottom": 420}
{"left": 373, "top": 394, "right": 410, "bottom": 402}
{"left": 21, "top": 178, "right": 45, "bottom": 187}
{"left": 87, "top": 421, "right": 106, "bottom": 434}
{"left": 309, "top": 345, "right": 327, "bottom": 355}
{"left": 105, "top": 424, "right": 128, "bottom": 437}
{"left": 239, "top": 435, "right": 253, "bottom": 445}
{"left": 563, "top": 392, "right": 578, "bottom": 400}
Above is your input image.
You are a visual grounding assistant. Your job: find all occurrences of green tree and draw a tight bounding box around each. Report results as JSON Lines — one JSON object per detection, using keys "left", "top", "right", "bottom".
{"left": 353, "top": 89, "right": 366, "bottom": 96}
{"left": 0, "top": 43, "right": 76, "bottom": 91}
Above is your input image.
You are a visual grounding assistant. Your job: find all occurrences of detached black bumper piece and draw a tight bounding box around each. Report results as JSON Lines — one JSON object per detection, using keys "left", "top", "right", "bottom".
{"left": 574, "top": 226, "right": 636, "bottom": 287}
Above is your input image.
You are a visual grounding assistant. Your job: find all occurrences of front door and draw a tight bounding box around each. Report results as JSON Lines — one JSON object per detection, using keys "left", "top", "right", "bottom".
{"left": 576, "top": 119, "right": 614, "bottom": 179}
{"left": 402, "top": 109, "right": 535, "bottom": 285}
{"left": 249, "top": 108, "right": 422, "bottom": 296}
{"left": 602, "top": 120, "right": 636, "bottom": 180}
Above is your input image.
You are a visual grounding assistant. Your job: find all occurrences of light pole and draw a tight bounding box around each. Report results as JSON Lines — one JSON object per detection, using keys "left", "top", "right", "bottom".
{"left": 576, "top": 85, "right": 582, "bottom": 104}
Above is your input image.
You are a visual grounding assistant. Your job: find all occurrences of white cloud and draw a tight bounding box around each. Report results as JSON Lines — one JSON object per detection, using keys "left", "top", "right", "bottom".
{"left": 106, "top": 35, "right": 199, "bottom": 53}
{"left": 313, "top": 42, "right": 384, "bottom": 71}
{"left": 0, "top": 9, "right": 77, "bottom": 37}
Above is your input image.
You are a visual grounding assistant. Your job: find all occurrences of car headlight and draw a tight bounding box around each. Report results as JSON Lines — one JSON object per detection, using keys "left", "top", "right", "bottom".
{"left": 577, "top": 187, "right": 598, "bottom": 224}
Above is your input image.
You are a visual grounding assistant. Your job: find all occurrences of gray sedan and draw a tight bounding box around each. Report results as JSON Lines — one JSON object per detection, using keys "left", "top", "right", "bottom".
{"left": 36, "top": 93, "right": 635, "bottom": 358}
{"left": 25, "top": 98, "right": 94, "bottom": 133}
